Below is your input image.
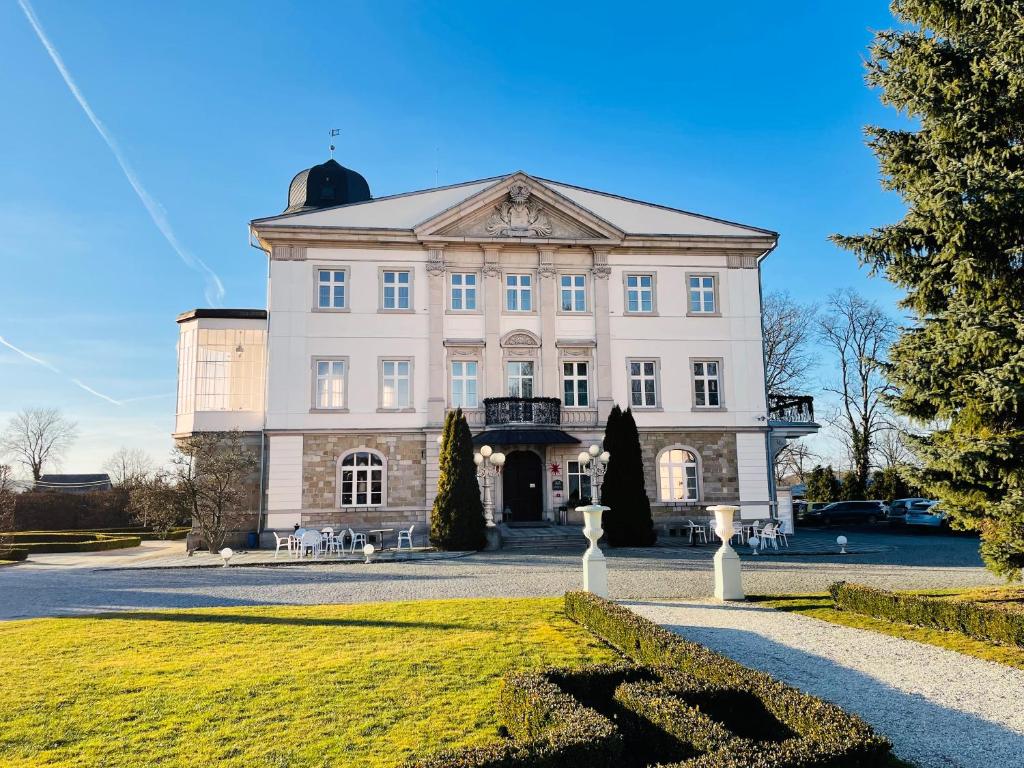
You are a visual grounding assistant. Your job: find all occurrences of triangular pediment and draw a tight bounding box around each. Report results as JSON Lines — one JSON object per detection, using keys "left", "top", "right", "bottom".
{"left": 415, "top": 172, "right": 623, "bottom": 243}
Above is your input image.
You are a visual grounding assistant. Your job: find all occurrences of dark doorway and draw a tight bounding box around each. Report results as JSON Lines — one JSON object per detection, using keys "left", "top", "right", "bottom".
{"left": 502, "top": 450, "right": 543, "bottom": 522}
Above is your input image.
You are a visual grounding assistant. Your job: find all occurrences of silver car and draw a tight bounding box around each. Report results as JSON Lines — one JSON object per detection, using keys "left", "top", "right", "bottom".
{"left": 905, "top": 500, "right": 949, "bottom": 529}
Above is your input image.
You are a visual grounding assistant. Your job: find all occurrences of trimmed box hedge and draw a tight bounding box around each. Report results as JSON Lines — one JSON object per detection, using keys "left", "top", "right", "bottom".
{"left": 407, "top": 594, "right": 892, "bottom": 768}
{"left": 0, "top": 547, "right": 29, "bottom": 562}
{"left": 1, "top": 531, "right": 142, "bottom": 554}
{"left": 830, "top": 581, "right": 1024, "bottom": 648}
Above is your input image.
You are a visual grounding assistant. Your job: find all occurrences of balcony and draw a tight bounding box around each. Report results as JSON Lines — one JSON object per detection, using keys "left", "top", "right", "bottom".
{"left": 767, "top": 394, "right": 815, "bottom": 424}
{"left": 484, "top": 397, "right": 562, "bottom": 427}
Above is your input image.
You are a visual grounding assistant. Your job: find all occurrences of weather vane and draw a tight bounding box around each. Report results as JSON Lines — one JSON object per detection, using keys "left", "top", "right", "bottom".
{"left": 329, "top": 128, "right": 340, "bottom": 158}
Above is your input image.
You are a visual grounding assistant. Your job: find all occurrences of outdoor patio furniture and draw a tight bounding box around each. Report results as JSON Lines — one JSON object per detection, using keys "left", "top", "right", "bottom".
{"left": 297, "top": 530, "right": 323, "bottom": 559}
{"left": 684, "top": 519, "right": 708, "bottom": 545}
{"left": 775, "top": 520, "right": 790, "bottom": 547}
{"left": 347, "top": 528, "right": 367, "bottom": 554}
{"left": 272, "top": 532, "right": 291, "bottom": 559}
{"left": 758, "top": 522, "right": 780, "bottom": 550}
{"left": 322, "top": 529, "right": 344, "bottom": 555}
{"left": 396, "top": 524, "right": 415, "bottom": 551}
{"left": 290, "top": 529, "right": 308, "bottom": 559}
{"left": 369, "top": 528, "right": 394, "bottom": 550}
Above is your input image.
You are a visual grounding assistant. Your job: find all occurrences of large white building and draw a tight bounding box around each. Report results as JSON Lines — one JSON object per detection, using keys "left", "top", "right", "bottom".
{"left": 175, "top": 160, "right": 816, "bottom": 542}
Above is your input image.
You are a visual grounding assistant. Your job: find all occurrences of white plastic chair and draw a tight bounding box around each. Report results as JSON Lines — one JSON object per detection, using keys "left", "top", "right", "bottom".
{"left": 347, "top": 528, "right": 367, "bottom": 554}
{"left": 290, "top": 529, "right": 307, "bottom": 559}
{"left": 759, "top": 522, "right": 780, "bottom": 550}
{"left": 272, "top": 532, "right": 291, "bottom": 560}
{"left": 775, "top": 520, "right": 790, "bottom": 548}
{"left": 298, "top": 530, "right": 322, "bottom": 559}
{"left": 320, "top": 527, "right": 341, "bottom": 555}
{"left": 396, "top": 524, "right": 415, "bottom": 551}
{"left": 685, "top": 519, "right": 708, "bottom": 545}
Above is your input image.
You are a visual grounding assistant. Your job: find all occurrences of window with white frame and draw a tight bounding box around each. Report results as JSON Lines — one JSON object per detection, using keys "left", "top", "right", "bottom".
{"left": 688, "top": 275, "right": 717, "bottom": 314}
{"left": 560, "top": 274, "right": 587, "bottom": 312}
{"left": 381, "top": 359, "right": 411, "bottom": 408}
{"left": 505, "top": 274, "right": 533, "bottom": 311}
{"left": 562, "top": 361, "right": 589, "bottom": 407}
{"left": 625, "top": 274, "right": 654, "bottom": 313}
{"left": 317, "top": 269, "right": 347, "bottom": 309}
{"left": 507, "top": 361, "right": 534, "bottom": 398}
{"left": 692, "top": 360, "right": 721, "bottom": 407}
{"left": 382, "top": 270, "right": 411, "bottom": 310}
{"left": 314, "top": 359, "right": 347, "bottom": 409}
{"left": 339, "top": 450, "right": 384, "bottom": 507}
{"left": 567, "top": 460, "right": 592, "bottom": 504}
{"left": 658, "top": 448, "right": 698, "bottom": 501}
{"left": 450, "top": 360, "right": 479, "bottom": 408}
{"left": 450, "top": 272, "right": 477, "bottom": 311}
{"left": 629, "top": 360, "right": 658, "bottom": 407}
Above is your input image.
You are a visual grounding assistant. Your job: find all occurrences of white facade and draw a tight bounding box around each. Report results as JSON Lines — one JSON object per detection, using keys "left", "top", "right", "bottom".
{"left": 177, "top": 170, "right": 786, "bottom": 532}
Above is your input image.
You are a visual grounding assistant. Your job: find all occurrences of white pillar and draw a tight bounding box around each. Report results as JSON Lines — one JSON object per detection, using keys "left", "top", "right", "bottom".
{"left": 579, "top": 504, "right": 609, "bottom": 596}
{"left": 709, "top": 505, "right": 744, "bottom": 601}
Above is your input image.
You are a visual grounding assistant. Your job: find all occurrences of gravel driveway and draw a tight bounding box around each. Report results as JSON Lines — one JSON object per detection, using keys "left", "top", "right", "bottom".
{"left": 0, "top": 531, "right": 1002, "bottom": 620}
{"left": 627, "top": 600, "right": 1024, "bottom": 768}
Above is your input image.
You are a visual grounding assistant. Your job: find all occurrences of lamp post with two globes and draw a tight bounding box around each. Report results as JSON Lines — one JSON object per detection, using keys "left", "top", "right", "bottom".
{"left": 474, "top": 444, "right": 505, "bottom": 550}
{"left": 575, "top": 444, "right": 611, "bottom": 597}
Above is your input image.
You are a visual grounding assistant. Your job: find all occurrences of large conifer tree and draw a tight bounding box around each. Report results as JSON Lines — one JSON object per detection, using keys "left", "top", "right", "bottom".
{"left": 834, "top": 2, "right": 1024, "bottom": 578}
{"left": 600, "top": 406, "right": 656, "bottom": 547}
{"left": 430, "top": 409, "right": 486, "bottom": 551}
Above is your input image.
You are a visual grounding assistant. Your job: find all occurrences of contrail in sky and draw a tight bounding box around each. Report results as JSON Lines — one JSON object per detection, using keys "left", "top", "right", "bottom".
{"left": 17, "top": 0, "right": 225, "bottom": 305}
{"left": 0, "top": 335, "right": 123, "bottom": 406}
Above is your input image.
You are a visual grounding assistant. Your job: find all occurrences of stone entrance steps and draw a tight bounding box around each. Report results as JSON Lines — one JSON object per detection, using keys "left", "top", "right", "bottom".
{"left": 499, "top": 523, "right": 587, "bottom": 550}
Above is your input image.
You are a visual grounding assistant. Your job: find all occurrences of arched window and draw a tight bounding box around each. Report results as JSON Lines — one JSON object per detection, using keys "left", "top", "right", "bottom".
{"left": 338, "top": 449, "right": 386, "bottom": 507}
{"left": 658, "top": 448, "right": 699, "bottom": 502}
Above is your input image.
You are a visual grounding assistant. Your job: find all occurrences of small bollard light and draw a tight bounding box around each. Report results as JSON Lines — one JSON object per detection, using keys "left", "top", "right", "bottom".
{"left": 836, "top": 535, "right": 848, "bottom": 555}
{"left": 363, "top": 543, "right": 376, "bottom": 564}
{"left": 749, "top": 534, "right": 761, "bottom": 556}
{"left": 219, "top": 547, "right": 234, "bottom": 567}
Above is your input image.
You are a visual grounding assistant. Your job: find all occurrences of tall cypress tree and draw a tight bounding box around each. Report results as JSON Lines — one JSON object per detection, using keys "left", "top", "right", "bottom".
{"left": 601, "top": 406, "right": 656, "bottom": 547}
{"left": 429, "top": 409, "right": 486, "bottom": 551}
{"left": 834, "top": 2, "right": 1024, "bottom": 578}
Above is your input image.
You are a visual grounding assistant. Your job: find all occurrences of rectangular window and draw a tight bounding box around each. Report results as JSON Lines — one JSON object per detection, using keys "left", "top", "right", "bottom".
{"left": 317, "top": 269, "right": 346, "bottom": 309}
{"left": 382, "top": 270, "right": 411, "bottom": 310}
{"left": 625, "top": 274, "right": 654, "bottom": 313}
{"left": 567, "top": 460, "right": 593, "bottom": 504}
{"left": 506, "top": 361, "right": 534, "bottom": 398}
{"left": 693, "top": 360, "right": 721, "bottom": 407}
{"left": 314, "top": 359, "right": 347, "bottom": 409}
{"left": 560, "top": 274, "right": 587, "bottom": 312}
{"left": 562, "top": 361, "right": 589, "bottom": 407}
{"left": 450, "top": 272, "right": 477, "bottom": 311}
{"left": 629, "top": 360, "right": 658, "bottom": 408}
{"left": 505, "top": 273, "right": 533, "bottom": 311}
{"left": 450, "top": 360, "right": 479, "bottom": 408}
{"left": 688, "top": 275, "right": 717, "bottom": 314}
{"left": 381, "top": 359, "right": 411, "bottom": 408}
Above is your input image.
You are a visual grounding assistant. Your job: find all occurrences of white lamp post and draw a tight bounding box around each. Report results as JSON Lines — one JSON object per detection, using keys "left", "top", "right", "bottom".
{"left": 576, "top": 444, "right": 610, "bottom": 597}
{"left": 836, "top": 535, "right": 848, "bottom": 555}
{"left": 474, "top": 444, "right": 505, "bottom": 550}
{"left": 707, "top": 505, "right": 744, "bottom": 601}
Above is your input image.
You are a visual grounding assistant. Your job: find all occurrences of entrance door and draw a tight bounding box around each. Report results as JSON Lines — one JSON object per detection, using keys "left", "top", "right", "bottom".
{"left": 501, "top": 450, "right": 543, "bottom": 522}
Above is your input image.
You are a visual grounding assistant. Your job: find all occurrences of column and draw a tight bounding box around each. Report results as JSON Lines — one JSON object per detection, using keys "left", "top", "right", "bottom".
{"left": 426, "top": 247, "right": 446, "bottom": 426}
{"left": 538, "top": 247, "right": 558, "bottom": 397}
{"left": 482, "top": 246, "right": 502, "bottom": 399}
{"left": 592, "top": 247, "right": 613, "bottom": 421}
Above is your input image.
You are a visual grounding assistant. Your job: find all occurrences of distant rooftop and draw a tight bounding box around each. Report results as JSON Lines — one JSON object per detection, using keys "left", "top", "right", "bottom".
{"left": 176, "top": 309, "right": 268, "bottom": 324}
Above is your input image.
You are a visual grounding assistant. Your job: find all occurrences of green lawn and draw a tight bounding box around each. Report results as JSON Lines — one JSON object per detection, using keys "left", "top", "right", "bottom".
{"left": 756, "top": 587, "right": 1024, "bottom": 670}
{"left": 0, "top": 598, "right": 616, "bottom": 767}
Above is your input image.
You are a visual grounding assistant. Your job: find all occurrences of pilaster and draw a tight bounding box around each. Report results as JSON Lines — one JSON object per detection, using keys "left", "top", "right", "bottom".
{"left": 482, "top": 246, "right": 503, "bottom": 399}
{"left": 427, "top": 247, "right": 446, "bottom": 425}
{"left": 592, "top": 247, "right": 613, "bottom": 421}
{"left": 539, "top": 247, "right": 558, "bottom": 397}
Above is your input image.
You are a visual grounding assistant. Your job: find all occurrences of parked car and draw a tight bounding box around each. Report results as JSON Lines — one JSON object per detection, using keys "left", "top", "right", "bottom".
{"left": 905, "top": 500, "right": 950, "bottom": 529}
{"left": 800, "top": 500, "right": 888, "bottom": 527}
{"left": 887, "top": 497, "right": 931, "bottom": 526}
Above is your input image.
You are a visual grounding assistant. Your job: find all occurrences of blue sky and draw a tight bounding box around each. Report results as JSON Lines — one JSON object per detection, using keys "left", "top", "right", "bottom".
{"left": 0, "top": 0, "right": 907, "bottom": 472}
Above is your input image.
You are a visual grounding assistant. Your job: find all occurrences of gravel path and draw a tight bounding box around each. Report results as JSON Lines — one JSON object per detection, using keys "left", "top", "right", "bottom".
{"left": 627, "top": 600, "right": 1024, "bottom": 768}
{"left": 0, "top": 531, "right": 1002, "bottom": 620}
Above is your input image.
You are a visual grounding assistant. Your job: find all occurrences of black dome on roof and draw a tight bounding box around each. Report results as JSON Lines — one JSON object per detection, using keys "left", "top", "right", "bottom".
{"left": 284, "top": 158, "right": 371, "bottom": 213}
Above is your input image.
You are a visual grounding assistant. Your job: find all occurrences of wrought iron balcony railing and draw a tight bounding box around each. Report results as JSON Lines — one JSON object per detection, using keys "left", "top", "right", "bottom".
{"left": 767, "top": 394, "right": 815, "bottom": 424}
{"left": 484, "top": 397, "right": 562, "bottom": 427}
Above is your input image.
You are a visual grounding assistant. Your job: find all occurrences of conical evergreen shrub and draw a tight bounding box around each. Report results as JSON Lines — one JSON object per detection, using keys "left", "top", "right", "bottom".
{"left": 600, "top": 406, "right": 656, "bottom": 547}
{"left": 430, "top": 409, "right": 487, "bottom": 551}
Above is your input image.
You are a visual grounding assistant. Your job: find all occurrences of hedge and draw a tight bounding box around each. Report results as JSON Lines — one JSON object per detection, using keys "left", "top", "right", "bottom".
{"left": 0, "top": 547, "right": 28, "bottom": 562}
{"left": 830, "top": 581, "right": 1024, "bottom": 648}
{"left": 1, "top": 532, "right": 142, "bottom": 554}
{"left": 408, "top": 595, "right": 892, "bottom": 768}
{"left": 12, "top": 490, "right": 130, "bottom": 530}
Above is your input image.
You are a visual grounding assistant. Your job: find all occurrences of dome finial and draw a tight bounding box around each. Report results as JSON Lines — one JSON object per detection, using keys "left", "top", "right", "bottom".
{"left": 329, "top": 128, "right": 340, "bottom": 159}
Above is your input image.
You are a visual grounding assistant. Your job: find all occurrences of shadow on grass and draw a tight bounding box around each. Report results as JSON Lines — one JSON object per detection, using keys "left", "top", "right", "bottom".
{"left": 72, "top": 610, "right": 475, "bottom": 631}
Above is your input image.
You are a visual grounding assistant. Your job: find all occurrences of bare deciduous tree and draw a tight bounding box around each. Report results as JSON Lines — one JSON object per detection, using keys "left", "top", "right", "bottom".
{"left": 874, "top": 423, "right": 914, "bottom": 471}
{"left": 0, "top": 408, "right": 78, "bottom": 481}
{"left": 774, "top": 441, "right": 818, "bottom": 485}
{"left": 103, "top": 447, "right": 155, "bottom": 489}
{"left": 817, "top": 290, "right": 896, "bottom": 493}
{"left": 130, "top": 472, "right": 186, "bottom": 537}
{"left": 762, "top": 291, "right": 818, "bottom": 397}
{"left": 169, "top": 431, "right": 258, "bottom": 552}
{"left": 0, "top": 465, "right": 16, "bottom": 538}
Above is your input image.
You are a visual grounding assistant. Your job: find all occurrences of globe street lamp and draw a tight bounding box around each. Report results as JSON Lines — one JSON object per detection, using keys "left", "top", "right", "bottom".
{"left": 474, "top": 445, "right": 505, "bottom": 528}
{"left": 575, "top": 444, "right": 610, "bottom": 597}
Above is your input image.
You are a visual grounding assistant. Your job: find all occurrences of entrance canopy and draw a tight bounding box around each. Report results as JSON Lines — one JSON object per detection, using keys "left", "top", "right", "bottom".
{"left": 471, "top": 428, "right": 581, "bottom": 447}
